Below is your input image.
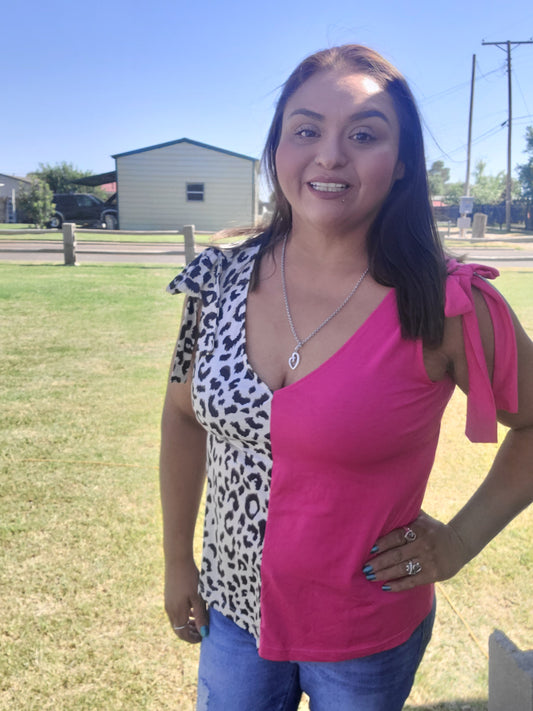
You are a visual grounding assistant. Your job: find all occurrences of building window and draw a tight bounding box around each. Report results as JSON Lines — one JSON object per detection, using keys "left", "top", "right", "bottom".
{"left": 186, "top": 183, "right": 204, "bottom": 201}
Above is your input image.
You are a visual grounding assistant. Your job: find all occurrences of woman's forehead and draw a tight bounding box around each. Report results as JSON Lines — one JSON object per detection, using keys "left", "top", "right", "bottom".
{"left": 283, "top": 70, "right": 397, "bottom": 122}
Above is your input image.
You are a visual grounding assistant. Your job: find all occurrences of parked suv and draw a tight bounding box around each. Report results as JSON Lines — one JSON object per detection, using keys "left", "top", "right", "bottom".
{"left": 48, "top": 193, "right": 118, "bottom": 229}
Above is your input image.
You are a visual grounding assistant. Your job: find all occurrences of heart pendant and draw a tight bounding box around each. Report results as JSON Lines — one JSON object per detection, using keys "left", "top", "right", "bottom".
{"left": 288, "top": 351, "right": 300, "bottom": 370}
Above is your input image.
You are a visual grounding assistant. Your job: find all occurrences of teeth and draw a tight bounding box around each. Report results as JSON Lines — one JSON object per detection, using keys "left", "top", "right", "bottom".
{"left": 310, "top": 182, "right": 348, "bottom": 192}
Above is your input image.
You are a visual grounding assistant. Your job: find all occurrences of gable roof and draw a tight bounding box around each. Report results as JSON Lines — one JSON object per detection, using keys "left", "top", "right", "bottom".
{"left": 112, "top": 137, "right": 257, "bottom": 163}
{"left": 0, "top": 173, "right": 32, "bottom": 184}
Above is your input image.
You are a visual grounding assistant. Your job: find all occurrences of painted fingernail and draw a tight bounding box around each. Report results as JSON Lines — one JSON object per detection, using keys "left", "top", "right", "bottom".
{"left": 200, "top": 626, "right": 209, "bottom": 638}
{"left": 382, "top": 584, "right": 392, "bottom": 592}
{"left": 370, "top": 544, "right": 379, "bottom": 554}
{"left": 365, "top": 573, "right": 376, "bottom": 581}
{"left": 362, "top": 564, "right": 374, "bottom": 574}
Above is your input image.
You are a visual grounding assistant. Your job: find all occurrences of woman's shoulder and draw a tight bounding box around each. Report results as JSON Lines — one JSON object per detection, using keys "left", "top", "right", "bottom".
{"left": 167, "top": 246, "right": 227, "bottom": 297}
{"left": 442, "top": 258, "right": 518, "bottom": 441}
{"left": 444, "top": 258, "right": 502, "bottom": 317}
{"left": 167, "top": 240, "right": 262, "bottom": 298}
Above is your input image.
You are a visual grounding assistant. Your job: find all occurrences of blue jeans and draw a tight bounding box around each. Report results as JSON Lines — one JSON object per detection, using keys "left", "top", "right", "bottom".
{"left": 196, "top": 600, "right": 435, "bottom": 711}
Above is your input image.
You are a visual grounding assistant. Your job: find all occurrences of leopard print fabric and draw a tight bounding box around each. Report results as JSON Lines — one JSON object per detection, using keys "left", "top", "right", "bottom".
{"left": 167, "top": 243, "right": 272, "bottom": 641}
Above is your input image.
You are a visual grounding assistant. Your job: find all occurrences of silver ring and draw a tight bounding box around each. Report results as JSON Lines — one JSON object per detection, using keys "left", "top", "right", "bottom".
{"left": 403, "top": 526, "right": 417, "bottom": 542}
{"left": 173, "top": 623, "right": 188, "bottom": 631}
{"left": 405, "top": 559, "right": 422, "bottom": 576}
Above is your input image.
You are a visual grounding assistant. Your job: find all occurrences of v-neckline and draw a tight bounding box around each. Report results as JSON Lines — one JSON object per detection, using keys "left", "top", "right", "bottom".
{"left": 241, "top": 244, "right": 395, "bottom": 396}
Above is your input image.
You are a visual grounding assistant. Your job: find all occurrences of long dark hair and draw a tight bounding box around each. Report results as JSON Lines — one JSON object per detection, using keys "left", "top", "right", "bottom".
{"left": 252, "top": 44, "right": 447, "bottom": 347}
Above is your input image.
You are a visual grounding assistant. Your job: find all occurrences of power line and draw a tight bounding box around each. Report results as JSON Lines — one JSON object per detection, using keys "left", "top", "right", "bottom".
{"left": 419, "top": 65, "right": 502, "bottom": 109}
{"left": 513, "top": 70, "right": 531, "bottom": 118}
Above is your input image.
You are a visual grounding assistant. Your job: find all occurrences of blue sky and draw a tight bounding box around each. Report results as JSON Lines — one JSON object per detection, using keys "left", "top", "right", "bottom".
{"left": 3, "top": 0, "right": 533, "bottom": 195}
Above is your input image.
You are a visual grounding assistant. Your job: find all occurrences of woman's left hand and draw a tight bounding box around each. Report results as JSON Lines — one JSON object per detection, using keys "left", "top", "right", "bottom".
{"left": 362, "top": 511, "right": 468, "bottom": 591}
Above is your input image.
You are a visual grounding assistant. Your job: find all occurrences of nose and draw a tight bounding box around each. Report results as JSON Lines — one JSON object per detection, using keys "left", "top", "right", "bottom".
{"left": 314, "top": 135, "right": 348, "bottom": 170}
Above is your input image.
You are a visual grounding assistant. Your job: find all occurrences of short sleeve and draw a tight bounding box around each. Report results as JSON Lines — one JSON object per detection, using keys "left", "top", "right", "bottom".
{"left": 445, "top": 259, "right": 518, "bottom": 442}
{"left": 167, "top": 247, "right": 226, "bottom": 382}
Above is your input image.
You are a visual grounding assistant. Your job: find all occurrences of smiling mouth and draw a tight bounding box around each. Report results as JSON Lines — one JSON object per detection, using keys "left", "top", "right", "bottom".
{"left": 309, "top": 182, "right": 349, "bottom": 193}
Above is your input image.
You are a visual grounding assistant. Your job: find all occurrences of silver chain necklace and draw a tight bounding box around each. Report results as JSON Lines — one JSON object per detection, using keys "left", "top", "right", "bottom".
{"left": 281, "top": 235, "right": 369, "bottom": 370}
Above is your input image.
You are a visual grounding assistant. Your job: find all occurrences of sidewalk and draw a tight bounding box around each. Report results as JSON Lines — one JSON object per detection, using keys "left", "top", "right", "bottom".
{"left": 439, "top": 225, "right": 533, "bottom": 243}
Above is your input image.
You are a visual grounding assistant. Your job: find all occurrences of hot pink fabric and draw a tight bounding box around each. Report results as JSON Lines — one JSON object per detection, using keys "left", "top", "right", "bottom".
{"left": 259, "top": 262, "right": 518, "bottom": 662}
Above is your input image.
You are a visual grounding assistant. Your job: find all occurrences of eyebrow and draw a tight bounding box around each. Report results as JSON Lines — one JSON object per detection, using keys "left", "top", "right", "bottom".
{"left": 287, "top": 108, "right": 391, "bottom": 124}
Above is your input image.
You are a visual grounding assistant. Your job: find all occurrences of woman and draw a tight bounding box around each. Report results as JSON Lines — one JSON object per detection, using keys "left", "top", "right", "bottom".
{"left": 160, "top": 45, "right": 533, "bottom": 710}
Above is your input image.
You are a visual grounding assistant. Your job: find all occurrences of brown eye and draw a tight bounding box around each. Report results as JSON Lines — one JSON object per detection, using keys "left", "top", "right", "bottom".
{"left": 295, "top": 127, "right": 318, "bottom": 138}
{"left": 352, "top": 130, "right": 375, "bottom": 144}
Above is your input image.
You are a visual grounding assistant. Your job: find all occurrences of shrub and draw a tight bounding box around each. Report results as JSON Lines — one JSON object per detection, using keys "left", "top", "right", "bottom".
{"left": 17, "top": 178, "right": 55, "bottom": 228}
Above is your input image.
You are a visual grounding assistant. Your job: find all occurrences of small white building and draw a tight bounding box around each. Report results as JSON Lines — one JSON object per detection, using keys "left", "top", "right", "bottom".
{"left": 0, "top": 173, "right": 31, "bottom": 222}
{"left": 112, "top": 138, "right": 259, "bottom": 232}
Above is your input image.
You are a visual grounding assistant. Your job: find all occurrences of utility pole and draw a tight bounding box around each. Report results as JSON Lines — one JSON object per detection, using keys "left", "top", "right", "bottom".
{"left": 482, "top": 39, "right": 533, "bottom": 231}
{"left": 465, "top": 54, "right": 476, "bottom": 197}
{"left": 458, "top": 55, "right": 476, "bottom": 240}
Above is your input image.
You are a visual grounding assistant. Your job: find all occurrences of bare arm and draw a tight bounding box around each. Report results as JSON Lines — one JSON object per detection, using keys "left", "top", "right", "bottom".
{"left": 160, "top": 332, "right": 209, "bottom": 641}
{"left": 363, "top": 292, "right": 533, "bottom": 590}
{"left": 447, "top": 311, "right": 533, "bottom": 563}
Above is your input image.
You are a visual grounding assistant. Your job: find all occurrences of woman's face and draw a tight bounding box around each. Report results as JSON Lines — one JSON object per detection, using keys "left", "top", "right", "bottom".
{"left": 275, "top": 69, "right": 404, "bottom": 238}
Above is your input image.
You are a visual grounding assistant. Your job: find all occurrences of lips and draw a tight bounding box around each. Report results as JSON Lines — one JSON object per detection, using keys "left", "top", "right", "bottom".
{"left": 309, "top": 181, "right": 349, "bottom": 193}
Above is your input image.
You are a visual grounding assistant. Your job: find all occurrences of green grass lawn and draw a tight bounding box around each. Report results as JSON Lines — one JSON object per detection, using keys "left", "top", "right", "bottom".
{"left": 0, "top": 263, "right": 531, "bottom": 710}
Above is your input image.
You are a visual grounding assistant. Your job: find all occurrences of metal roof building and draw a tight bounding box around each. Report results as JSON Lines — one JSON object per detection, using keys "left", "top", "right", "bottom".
{"left": 112, "top": 138, "right": 259, "bottom": 232}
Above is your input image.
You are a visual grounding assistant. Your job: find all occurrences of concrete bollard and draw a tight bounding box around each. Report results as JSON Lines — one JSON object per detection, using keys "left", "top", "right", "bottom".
{"left": 472, "top": 213, "right": 488, "bottom": 239}
{"left": 62, "top": 223, "right": 77, "bottom": 266}
{"left": 488, "top": 630, "right": 533, "bottom": 711}
{"left": 183, "top": 225, "right": 196, "bottom": 265}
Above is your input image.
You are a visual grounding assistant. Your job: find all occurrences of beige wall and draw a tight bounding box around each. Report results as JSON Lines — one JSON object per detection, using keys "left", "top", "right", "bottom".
{"left": 0, "top": 175, "right": 30, "bottom": 223}
{"left": 116, "top": 142, "right": 258, "bottom": 231}
{"left": 0, "top": 174, "right": 30, "bottom": 200}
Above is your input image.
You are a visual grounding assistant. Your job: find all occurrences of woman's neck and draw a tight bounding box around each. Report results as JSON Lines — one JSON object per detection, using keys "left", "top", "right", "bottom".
{"left": 286, "top": 225, "right": 369, "bottom": 276}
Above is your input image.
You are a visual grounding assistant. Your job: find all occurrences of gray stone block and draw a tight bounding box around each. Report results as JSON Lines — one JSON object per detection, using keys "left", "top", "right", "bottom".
{"left": 183, "top": 225, "right": 196, "bottom": 265}
{"left": 472, "top": 212, "right": 488, "bottom": 239}
{"left": 489, "top": 630, "right": 533, "bottom": 711}
{"left": 62, "top": 222, "right": 77, "bottom": 266}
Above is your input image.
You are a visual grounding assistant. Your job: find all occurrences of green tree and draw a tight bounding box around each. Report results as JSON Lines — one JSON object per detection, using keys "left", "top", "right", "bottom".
{"left": 29, "top": 162, "right": 97, "bottom": 195}
{"left": 17, "top": 178, "right": 55, "bottom": 227}
{"left": 427, "top": 160, "right": 450, "bottom": 197}
{"left": 517, "top": 126, "right": 533, "bottom": 200}
{"left": 471, "top": 160, "right": 506, "bottom": 204}
{"left": 443, "top": 181, "right": 465, "bottom": 206}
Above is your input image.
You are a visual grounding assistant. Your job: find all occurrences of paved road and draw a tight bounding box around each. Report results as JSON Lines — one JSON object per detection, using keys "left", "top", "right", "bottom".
{"left": 1, "top": 239, "right": 533, "bottom": 269}
{"left": 449, "top": 247, "right": 533, "bottom": 269}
